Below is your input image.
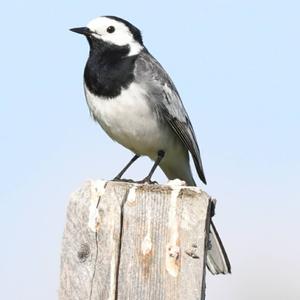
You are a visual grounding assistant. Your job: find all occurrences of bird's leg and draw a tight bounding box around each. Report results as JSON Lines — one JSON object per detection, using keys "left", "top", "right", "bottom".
{"left": 113, "top": 154, "right": 140, "bottom": 181}
{"left": 138, "top": 150, "right": 165, "bottom": 184}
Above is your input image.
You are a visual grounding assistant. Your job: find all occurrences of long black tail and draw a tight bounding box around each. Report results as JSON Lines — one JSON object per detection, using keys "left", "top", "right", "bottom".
{"left": 206, "top": 220, "right": 231, "bottom": 274}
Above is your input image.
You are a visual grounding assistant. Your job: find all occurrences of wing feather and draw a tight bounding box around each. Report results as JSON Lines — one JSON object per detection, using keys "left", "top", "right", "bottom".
{"left": 135, "top": 50, "right": 207, "bottom": 184}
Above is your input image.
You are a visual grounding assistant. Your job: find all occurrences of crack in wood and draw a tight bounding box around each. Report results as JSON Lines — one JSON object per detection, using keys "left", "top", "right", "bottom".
{"left": 114, "top": 188, "right": 131, "bottom": 300}
{"left": 200, "top": 200, "right": 212, "bottom": 300}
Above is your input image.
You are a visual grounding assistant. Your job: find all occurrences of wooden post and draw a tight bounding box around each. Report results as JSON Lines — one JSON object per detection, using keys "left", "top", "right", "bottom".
{"left": 59, "top": 180, "right": 212, "bottom": 300}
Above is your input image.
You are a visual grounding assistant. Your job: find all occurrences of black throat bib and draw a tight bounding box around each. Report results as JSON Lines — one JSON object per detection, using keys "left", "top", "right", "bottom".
{"left": 84, "top": 38, "right": 138, "bottom": 98}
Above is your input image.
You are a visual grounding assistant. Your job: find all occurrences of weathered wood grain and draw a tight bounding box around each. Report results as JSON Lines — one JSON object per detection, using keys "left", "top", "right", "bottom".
{"left": 59, "top": 180, "right": 212, "bottom": 300}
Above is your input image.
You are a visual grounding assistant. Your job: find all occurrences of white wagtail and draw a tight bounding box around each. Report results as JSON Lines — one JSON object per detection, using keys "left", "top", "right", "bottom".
{"left": 71, "top": 16, "right": 231, "bottom": 274}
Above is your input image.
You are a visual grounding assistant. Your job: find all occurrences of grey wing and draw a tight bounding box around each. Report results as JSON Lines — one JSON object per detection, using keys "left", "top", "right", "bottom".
{"left": 135, "top": 50, "right": 207, "bottom": 184}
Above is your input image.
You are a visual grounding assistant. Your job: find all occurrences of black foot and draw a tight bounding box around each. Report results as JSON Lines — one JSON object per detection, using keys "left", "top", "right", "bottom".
{"left": 137, "top": 177, "right": 158, "bottom": 185}
{"left": 112, "top": 177, "right": 135, "bottom": 183}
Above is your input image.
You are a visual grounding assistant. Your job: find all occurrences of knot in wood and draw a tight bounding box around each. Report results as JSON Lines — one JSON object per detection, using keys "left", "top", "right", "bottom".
{"left": 185, "top": 244, "right": 200, "bottom": 259}
{"left": 77, "top": 243, "right": 90, "bottom": 262}
{"left": 168, "top": 245, "right": 180, "bottom": 259}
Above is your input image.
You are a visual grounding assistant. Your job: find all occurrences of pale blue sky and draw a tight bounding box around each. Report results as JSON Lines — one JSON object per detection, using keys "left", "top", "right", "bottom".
{"left": 1, "top": 1, "right": 299, "bottom": 299}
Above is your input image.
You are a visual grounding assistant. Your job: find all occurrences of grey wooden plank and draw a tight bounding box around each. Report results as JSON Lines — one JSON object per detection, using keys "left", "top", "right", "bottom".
{"left": 117, "top": 183, "right": 211, "bottom": 300}
{"left": 59, "top": 180, "right": 128, "bottom": 300}
{"left": 59, "top": 180, "right": 104, "bottom": 300}
{"left": 59, "top": 180, "right": 211, "bottom": 300}
{"left": 90, "top": 181, "right": 129, "bottom": 300}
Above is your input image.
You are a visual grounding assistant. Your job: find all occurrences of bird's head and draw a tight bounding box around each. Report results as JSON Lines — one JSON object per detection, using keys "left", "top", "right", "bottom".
{"left": 70, "top": 16, "right": 144, "bottom": 56}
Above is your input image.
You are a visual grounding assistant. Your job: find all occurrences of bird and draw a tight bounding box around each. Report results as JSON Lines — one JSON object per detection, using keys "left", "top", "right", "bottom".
{"left": 70, "top": 16, "right": 231, "bottom": 275}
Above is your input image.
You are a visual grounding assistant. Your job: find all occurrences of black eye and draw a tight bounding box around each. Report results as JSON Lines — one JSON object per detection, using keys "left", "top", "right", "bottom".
{"left": 107, "top": 26, "right": 115, "bottom": 33}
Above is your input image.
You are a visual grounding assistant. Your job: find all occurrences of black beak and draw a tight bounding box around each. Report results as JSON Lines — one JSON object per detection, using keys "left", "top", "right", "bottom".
{"left": 70, "top": 27, "right": 93, "bottom": 36}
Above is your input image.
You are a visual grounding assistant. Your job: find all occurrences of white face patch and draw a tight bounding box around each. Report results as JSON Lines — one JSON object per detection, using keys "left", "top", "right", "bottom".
{"left": 87, "top": 17, "right": 143, "bottom": 56}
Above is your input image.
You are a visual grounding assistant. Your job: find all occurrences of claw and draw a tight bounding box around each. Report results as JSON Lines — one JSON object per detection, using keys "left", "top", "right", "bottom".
{"left": 137, "top": 177, "right": 158, "bottom": 185}
{"left": 112, "top": 177, "right": 135, "bottom": 183}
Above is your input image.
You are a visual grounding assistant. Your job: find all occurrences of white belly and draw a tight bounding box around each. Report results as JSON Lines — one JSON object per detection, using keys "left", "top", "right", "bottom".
{"left": 84, "top": 83, "right": 172, "bottom": 157}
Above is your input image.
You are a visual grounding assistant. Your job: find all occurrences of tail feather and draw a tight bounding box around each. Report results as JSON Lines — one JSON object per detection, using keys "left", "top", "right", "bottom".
{"left": 206, "top": 220, "right": 231, "bottom": 275}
